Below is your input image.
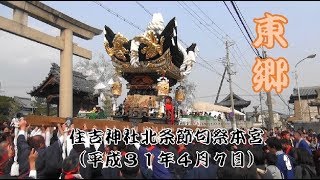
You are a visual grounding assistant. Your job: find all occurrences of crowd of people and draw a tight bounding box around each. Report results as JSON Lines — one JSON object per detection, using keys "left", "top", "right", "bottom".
{"left": 1, "top": 114, "right": 320, "bottom": 179}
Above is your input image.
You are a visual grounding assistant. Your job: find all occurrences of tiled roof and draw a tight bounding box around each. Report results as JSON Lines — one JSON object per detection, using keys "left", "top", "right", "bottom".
{"left": 14, "top": 96, "right": 34, "bottom": 109}
{"left": 246, "top": 110, "right": 289, "bottom": 119}
{"left": 217, "top": 93, "right": 251, "bottom": 108}
{"left": 29, "top": 63, "right": 97, "bottom": 96}
{"left": 289, "top": 86, "right": 320, "bottom": 103}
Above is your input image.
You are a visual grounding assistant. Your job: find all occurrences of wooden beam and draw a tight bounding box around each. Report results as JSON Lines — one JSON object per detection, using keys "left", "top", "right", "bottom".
{"left": 25, "top": 115, "right": 132, "bottom": 130}
{"left": 25, "top": 115, "right": 206, "bottom": 132}
{"left": 0, "top": 16, "right": 92, "bottom": 59}
{"left": 0, "top": 1, "right": 102, "bottom": 40}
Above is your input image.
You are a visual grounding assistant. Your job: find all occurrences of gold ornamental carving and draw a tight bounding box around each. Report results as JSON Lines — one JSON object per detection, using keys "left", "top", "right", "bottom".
{"left": 111, "top": 49, "right": 182, "bottom": 80}
{"left": 111, "top": 82, "right": 122, "bottom": 97}
{"left": 104, "top": 34, "right": 129, "bottom": 61}
{"left": 133, "top": 31, "right": 165, "bottom": 59}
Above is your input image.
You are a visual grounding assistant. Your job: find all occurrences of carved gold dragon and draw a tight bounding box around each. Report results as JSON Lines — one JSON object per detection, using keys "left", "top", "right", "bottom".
{"left": 133, "top": 31, "right": 165, "bottom": 59}
{"left": 104, "top": 33, "right": 129, "bottom": 61}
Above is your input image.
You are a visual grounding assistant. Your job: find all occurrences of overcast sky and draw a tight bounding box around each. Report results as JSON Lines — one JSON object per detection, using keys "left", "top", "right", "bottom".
{"left": 1, "top": 1, "right": 320, "bottom": 114}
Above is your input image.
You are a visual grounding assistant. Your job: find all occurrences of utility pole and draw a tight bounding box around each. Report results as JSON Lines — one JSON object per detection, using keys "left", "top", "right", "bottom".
{"left": 225, "top": 40, "right": 236, "bottom": 130}
{"left": 259, "top": 92, "right": 264, "bottom": 126}
{"left": 263, "top": 51, "right": 275, "bottom": 130}
{"left": 294, "top": 71, "right": 303, "bottom": 120}
{"left": 215, "top": 67, "right": 227, "bottom": 104}
{"left": 266, "top": 92, "right": 275, "bottom": 130}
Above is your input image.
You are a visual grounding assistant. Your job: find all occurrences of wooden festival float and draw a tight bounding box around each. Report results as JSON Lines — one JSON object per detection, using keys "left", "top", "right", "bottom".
{"left": 25, "top": 13, "right": 201, "bottom": 130}
{"left": 104, "top": 13, "right": 198, "bottom": 125}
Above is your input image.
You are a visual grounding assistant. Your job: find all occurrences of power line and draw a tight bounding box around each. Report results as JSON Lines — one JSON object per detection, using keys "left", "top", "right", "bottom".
{"left": 192, "top": 55, "right": 225, "bottom": 77}
{"left": 232, "top": 2, "right": 266, "bottom": 56}
{"left": 190, "top": 1, "right": 257, "bottom": 77}
{"left": 135, "top": 1, "right": 152, "bottom": 16}
{"left": 177, "top": 2, "right": 259, "bottom": 96}
{"left": 229, "top": 1, "right": 267, "bottom": 61}
{"left": 223, "top": 1, "right": 260, "bottom": 57}
{"left": 176, "top": 4, "right": 255, "bottom": 95}
{"left": 233, "top": 2, "right": 264, "bottom": 61}
{"left": 176, "top": 2, "right": 209, "bottom": 33}
{"left": 174, "top": 2, "right": 229, "bottom": 77}
{"left": 176, "top": 2, "right": 208, "bottom": 31}
{"left": 177, "top": 1, "right": 224, "bottom": 43}
{"left": 189, "top": 1, "right": 257, "bottom": 77}
{"left": 191, "top": 1, "right": 227, "bottom": 36}
{"left": 230, "top": 1, "right": 257, "bottom": 48}
{"left": 178, "top": 2, "right": 259, "bottom": 102}
{"left": 183, "top": 1, "right": 210, "bottom": 26}
{"left": 277, "top": 93, "right": 292, "bottom": 110}
{"left": 194, "top": 55, "right": 259, "bottom": 102}
{"left": 230, "top": 2, "right": 291, "bottom": 113}
{"left": 231, "top": 45, "right": 252, "bottom": 73}
{"left": 187, "top": 1, "right": 259, "bottom": 91}
{"left": 234, "top": 43, "right": 253, "bottom": 68}
{"left": 93, "top": 1, "right": 144, "bottom": 32}
{"left": 222, "top": 1, "right": 266, "bottom": 103}
{"left": 233, "top": 2, "right": 255, "bottom": 41}
{"left": 182, "top": 1, "right": 224, "bottom": 41}
{"left": 229, "top": 50, "right": 251, "bottom": 76}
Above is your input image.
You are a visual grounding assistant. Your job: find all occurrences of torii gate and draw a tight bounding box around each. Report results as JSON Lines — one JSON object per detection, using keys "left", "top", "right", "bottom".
{"left": 0, "top": 1, "right": 102, "bottom": 118}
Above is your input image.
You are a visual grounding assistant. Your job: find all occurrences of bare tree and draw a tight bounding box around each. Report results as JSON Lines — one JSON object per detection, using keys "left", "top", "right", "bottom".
{"left": 75, "top": 53, "right": 115, "bottom": 86}
{"left": 179, "top": 78, "right": 196, "bottom": 111}
{"left": 74, "top": 53, "right": 115, "bottom": 114}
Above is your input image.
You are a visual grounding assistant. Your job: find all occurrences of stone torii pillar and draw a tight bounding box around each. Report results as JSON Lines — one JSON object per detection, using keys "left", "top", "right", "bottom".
{"left": 60, "top": 29, "right": 74, "bottom": 118}
{"left": 0, "top": 1, "right": 102, "bottom": 118}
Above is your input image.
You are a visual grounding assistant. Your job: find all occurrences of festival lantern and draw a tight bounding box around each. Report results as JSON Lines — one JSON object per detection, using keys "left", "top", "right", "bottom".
{"left": 175, "top": 85, "right": 185, "bottom": 119}
{"left": 110, "top": 78, "right": 122, "bottom": 116}
{"left": 156, "top": 76, "right": 169, "bottom": 118}
{"left": 175, "top": 85, "right": 185, "bottom": 103}
{"left": 157, "top": 77, "right": 169, "bottom": 96}
{"left": 111, "top": 81, "right": 122, "bottom": 98}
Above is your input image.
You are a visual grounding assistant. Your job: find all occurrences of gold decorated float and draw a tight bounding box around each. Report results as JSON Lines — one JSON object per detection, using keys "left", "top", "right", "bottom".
{"left": 103, "top": 13, "right": 197, "bottom": 123}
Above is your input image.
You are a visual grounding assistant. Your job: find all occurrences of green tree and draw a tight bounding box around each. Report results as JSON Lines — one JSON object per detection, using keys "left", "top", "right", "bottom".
{"left": 0, "top": 95, "right": 20, "bottom": 123}
{"left": 31, "top": 97, "right": 57, "bottom": 116}
{"left": 32, "top": 97, "right": 46, "bottom": 115}
{"left": 49, "top": 105, "right": 58, "bottom": 116}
